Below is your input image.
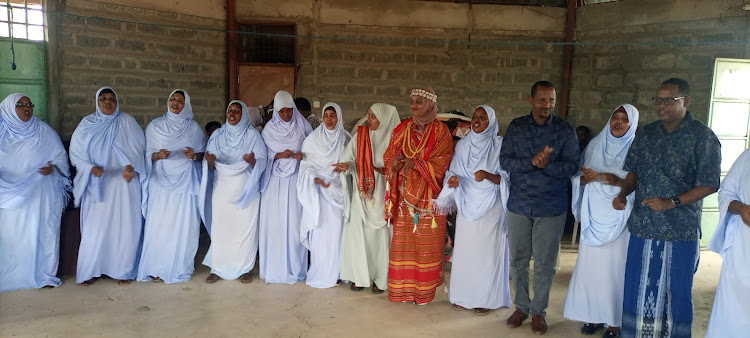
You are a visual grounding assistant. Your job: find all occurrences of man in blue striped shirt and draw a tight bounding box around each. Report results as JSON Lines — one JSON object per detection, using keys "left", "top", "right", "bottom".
{"left": 500, "top": 81, "right": 581, "bottom": 335}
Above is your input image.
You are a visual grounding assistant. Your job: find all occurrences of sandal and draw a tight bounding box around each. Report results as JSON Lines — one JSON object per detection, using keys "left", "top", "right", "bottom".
{"left": 372, "top": 285, "right": 384, "bottom": 294}
{"left": 240, "top": 273, "right": 253, "bottom": 284}
{"left": 581, "top": 323, "right": 603, "bottom": 335}
{"left": 452, "top": 304, "right": 467, "bottom": 311}
{"left": 603, "top": 328, "right": 621, "bottom": 338}
{"left": 151, "top": 276, "right": 162, "bottom": 282}
{"left": 81, "top": 277, "right": 99, "bottom": 286}
{"left": 117, "top": 279, "right": 133, "bottom": 286}
{"left": 205, "top": 273, "right": 220, "bottom": 284}
{"left": 350, "top": 284, "right": 364, "bottom": 292}
{"left": 474, "top": 308, "right": 491, "bottom": 315}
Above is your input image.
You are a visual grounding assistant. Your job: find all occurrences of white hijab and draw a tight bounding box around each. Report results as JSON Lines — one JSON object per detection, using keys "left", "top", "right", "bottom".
{"left": 69, "top": 87, "right": 146, "bottom": 207}
{"left": 0, "top": 93, "right": 70, "bottom": 210}
{"left": 571, "top": 104, "right": 639, "bottom": 247}
{"left": 260, "top": 91, "right": 313, "bottom": 191}
{"left": 298, "top": 103, "right": 351, "bottom": 249}
{"left": 433, "top": 105, "right": 509, "bottom": 220}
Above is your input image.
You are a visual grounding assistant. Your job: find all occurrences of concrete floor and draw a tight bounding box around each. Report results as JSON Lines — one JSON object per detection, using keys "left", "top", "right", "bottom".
{"left": 1, "top": 242, "right": 721, "bottom": 337}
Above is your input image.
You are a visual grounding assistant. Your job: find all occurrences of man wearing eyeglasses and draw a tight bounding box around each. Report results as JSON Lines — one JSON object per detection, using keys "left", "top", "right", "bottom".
{"left": 613, "top": 78, "right": 721, "bottom": 337}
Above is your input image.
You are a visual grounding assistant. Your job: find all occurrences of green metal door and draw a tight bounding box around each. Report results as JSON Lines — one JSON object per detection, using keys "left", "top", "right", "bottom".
{"left": 0, "top": 39, "right": 47, "bottom": 121}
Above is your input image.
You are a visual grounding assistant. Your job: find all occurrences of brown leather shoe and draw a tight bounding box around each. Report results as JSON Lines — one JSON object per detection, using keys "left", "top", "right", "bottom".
{"left": 506, "top": 310, "right": 529, "bottom": 328}
{"left": 531, "top": 314, "right": 548, "bottom": 335}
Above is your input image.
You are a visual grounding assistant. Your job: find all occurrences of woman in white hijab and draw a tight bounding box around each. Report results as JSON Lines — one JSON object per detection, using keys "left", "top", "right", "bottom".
{"left": 70, "top": 87, "right": 146, "bottom": 286}
{"left": 334, "top": 103, "right": 401, "bottom": 293}
{"left": 434, "top": 105, "right": 511, "bottom": 314}
{"left": 259, "top": 90, "right": 313, "bottom": 284}
{"left": 137, "top": 90, "right": 206, "bottom": 284}
{"left": 200, "top": 100, "right": 267, "bottom": 284}
{"left": 0, "top": 94, "right": 70, "bottom": 292}
{"left": 297, "top": 103, "right": 351, "bottom": 288}
{"left": 563, "top": 104, "right": 639, "bottom": 337}
{"left": 706, "top": 148, "right": 750, "bottom": 338}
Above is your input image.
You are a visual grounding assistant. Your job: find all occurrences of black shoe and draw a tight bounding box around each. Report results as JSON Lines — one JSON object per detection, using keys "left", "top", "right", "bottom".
{"left": 350, "top": 283, "right": 364, "bottom": 292}
{"left": 372, "top": 285, "right": 384, "bottom": 294}
{"left": 581, "top": 323, "right": 603, "bottom": 335}
{"left": 603, "top": 329, "right": 620, "bottom": 338}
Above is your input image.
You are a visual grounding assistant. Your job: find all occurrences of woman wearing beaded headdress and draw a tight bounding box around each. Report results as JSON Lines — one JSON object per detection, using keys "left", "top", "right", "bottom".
{"left": 383, "top": 88, "right": 454, "bottom": 305}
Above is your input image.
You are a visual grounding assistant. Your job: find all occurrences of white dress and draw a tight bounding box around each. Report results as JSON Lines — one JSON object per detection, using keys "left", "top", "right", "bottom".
{"left": 76, "top": 153, "right": 143, "bottom": 282}
{"left": 448, "top": 198, "right": 511, "bottom": 309}
{"left": 202, "top": 162, "right": 261, "bottom": 280}
{"left": 259, "top": 172, "right": 307, "bottom": 284}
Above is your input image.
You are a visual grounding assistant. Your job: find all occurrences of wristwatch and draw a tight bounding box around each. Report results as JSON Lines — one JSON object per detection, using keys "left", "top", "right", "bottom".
{"left": 671, "top": 196, "right": 681, "bottom": 207}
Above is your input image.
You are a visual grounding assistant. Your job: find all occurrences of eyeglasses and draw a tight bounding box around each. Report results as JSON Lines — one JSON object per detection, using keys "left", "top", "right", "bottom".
{"left": 16, "top": 102, "right": 35, "bottom": 108}
{"left": 651, "top": 96, "right": 685, "bottom": 106}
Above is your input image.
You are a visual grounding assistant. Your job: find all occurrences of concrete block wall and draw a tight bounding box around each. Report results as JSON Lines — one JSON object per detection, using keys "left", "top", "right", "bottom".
{"left": 568, "top": 0, "right": 747, "bottom": 132}
{"left": 238, "top": 0, "right": 567, "bottom": 134}
{"left": 312, "top": 27, "right": 564, "bottom": 134}
{"left": 55, "top": 0, "right": 227, "bottom": 139}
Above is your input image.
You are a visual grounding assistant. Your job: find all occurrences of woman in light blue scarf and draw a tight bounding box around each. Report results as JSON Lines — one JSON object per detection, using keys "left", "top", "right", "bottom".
{"left": 563, "top": 104, "right": 639, "bottom": 337}
{"left": 434, "top": 105, "right": 511, "bottom": 313}
{"left": 0, "top": 93, "right": 70, "bottom": 292}
{"left": 137, "top": 90, "right": 206, "bottom": 284}
{"left": 70, "top": 87, "right": 146, "bottom": 286}
{"left": 199, "top": 100, "right": 267, "bottom": 284}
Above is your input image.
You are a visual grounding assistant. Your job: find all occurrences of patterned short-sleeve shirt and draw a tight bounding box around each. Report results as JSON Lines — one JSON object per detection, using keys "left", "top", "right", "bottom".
{"left": 623, "top": 112, "right": 721, "bottom": 241}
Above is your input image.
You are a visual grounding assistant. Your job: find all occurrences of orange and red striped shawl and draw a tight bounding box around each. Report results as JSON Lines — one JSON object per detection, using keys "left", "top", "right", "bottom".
{"left": 356, "top": 125, "right": 376, "bottom": 200}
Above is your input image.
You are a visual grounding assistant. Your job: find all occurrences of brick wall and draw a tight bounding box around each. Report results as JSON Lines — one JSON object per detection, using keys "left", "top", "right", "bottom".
{"left": 237, "top": 0, "right": 567, "bottom": 134}
{"left": 568, "top": 0, "right": 747, "bottom": 132}
{"left": 311, "top": 26, "right": 565, "bottom": 134}
{"left": 55, "top": 0, "right": 227, "bottom": 139}
{"left": 50, "top": 0, "right": 750, "bottom": 139}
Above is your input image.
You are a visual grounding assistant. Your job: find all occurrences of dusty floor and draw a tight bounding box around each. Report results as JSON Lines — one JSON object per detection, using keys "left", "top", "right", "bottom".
{"left": 0, "top": 239, "right": 721, "bottom": 338}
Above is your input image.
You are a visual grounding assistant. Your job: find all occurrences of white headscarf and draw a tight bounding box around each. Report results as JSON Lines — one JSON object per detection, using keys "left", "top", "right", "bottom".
{"left": 69, "top": 87, "right": 146, "bottom": 207}
{"left": 298, "top": 102, "right": 351, "bottom": 249}
{"left": 299, "top": 102, "right": 351, "bottom": 184}
{"left": 199, "top": 100, "right": 267, "bottom": 232}
{"left": 582, "top": 104, "right": 640, "bottom": 177}
{"left": 142, "top": 90, "right": 206, "bottom": 214}
{"left": 366, "top": 103, "right": 401, "bottom": 167}
{"left": 571, "top": 104, "right": 639, "bottom": 247}
{"left": 433, "top": 105, "right": 508, "bottom": 220}
{"left": 0, "top": 93, "right": 70, "bottom": 209}
{"left": 260, "top": 91, "right": 313, "bottom": 190}
{"left": 339, "top": 103, "right": 400, "bottom": 229}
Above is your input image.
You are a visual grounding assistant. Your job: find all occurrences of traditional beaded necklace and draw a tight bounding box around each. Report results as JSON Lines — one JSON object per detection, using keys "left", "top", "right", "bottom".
{"left": 402, "top": 121, "right": 432, "bottom": 159}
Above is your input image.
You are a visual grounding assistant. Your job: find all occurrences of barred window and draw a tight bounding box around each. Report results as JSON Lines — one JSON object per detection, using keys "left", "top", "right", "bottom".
{"left": 237, "top": 23, "right": 295, "bottom": 64}
{"left": 1, "top": 1, "right": 45, "bottom": 41}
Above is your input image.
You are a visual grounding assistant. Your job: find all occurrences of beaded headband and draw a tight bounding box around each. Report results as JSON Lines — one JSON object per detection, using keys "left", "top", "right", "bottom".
{"left": 410, "top": 89, "right": 437, "bottom": 103}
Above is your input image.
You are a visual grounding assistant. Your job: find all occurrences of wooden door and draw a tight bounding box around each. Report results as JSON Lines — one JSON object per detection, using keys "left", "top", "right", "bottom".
{"left": 237, "top": 64, "right": 295, "bottom": 107}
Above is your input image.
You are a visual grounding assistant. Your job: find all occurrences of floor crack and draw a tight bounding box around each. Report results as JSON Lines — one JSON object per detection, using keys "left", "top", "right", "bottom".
{"left": 286, "top": 289, "right": 312, "bottom": 338}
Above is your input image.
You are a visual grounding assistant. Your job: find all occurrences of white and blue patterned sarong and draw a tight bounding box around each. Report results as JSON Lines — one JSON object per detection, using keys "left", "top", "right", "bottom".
{"left": 622, "top": 234, "right": 699, "bottom": 338}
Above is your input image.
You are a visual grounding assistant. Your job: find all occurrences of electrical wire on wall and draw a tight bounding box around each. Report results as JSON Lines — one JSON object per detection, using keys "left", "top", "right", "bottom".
{"left": 5, "top": 1, "right": 18, "bottom": 70}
